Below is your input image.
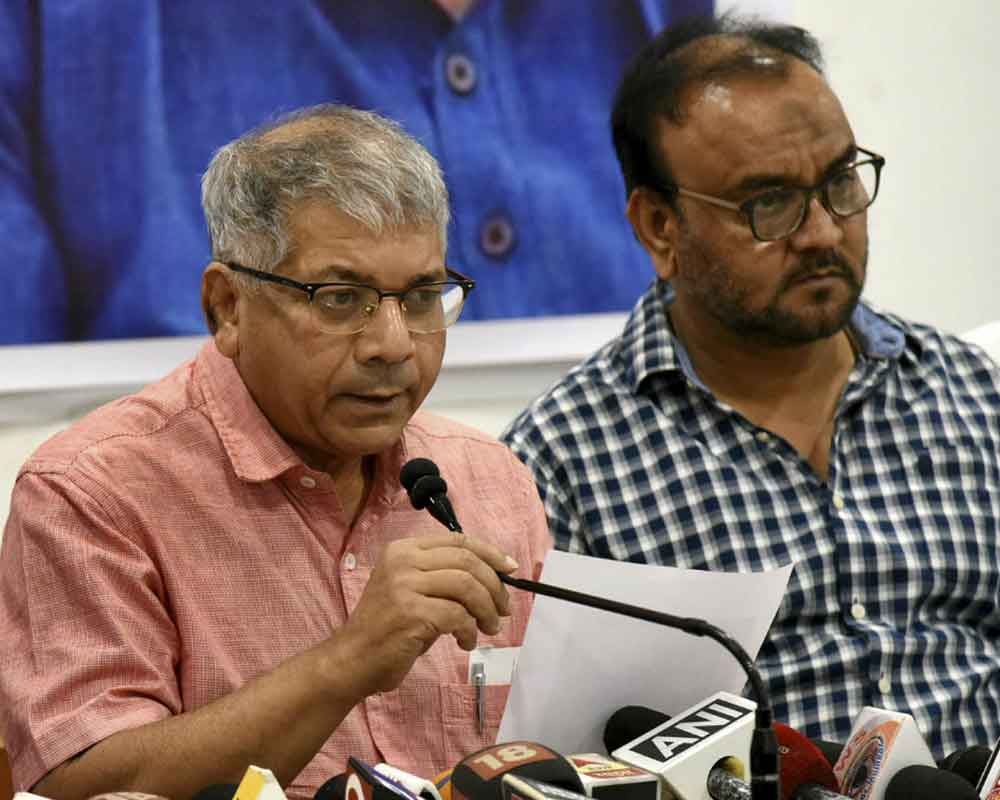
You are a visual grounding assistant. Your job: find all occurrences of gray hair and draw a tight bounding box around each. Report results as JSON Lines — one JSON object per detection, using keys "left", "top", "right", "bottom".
{"left": 201, "top": 104, "right": 450, "bottom": 274}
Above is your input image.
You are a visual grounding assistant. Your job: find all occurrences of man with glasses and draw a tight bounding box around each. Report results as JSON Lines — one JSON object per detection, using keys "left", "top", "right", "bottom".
{"left": 0, "top": 105, "right": 552, "bottom": 800}
{"left": 502, "top": 15, "right": 1000, "bottom": 759}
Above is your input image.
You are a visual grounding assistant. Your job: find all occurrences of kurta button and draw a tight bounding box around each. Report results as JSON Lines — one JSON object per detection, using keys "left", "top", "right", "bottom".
{"left": 851, "top": 602, "right": 867, "bottom": 620}
{"left": 480, "top": 215, "right": 515, "bottom": 258}
{"left": 445, "top": 53, "right": 477, "bottom": 94}
{"left": 344, "top": 553, "right": 357, "bottom": 571}
{"left": 300, "top": 475, "right": 317, "bottom": 489}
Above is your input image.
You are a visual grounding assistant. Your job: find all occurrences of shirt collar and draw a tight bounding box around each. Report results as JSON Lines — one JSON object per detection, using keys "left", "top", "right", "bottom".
{"left": 197, "top": 340, "right": 303, "bottom": 482}
{"left": 618, "top": 281, "right": 908, "bottom": 393}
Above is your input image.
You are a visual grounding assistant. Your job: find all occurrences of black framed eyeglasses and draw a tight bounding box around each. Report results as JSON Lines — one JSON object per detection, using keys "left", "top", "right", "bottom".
{"left": 224, "top": 262, "right": 475, "bottom": 335}
{"left": 662, "top": 146, "right": 886, "bottom": 242}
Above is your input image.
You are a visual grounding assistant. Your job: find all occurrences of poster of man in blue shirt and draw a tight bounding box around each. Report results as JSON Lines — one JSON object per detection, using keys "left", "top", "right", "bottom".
{"left": 0, "top": 1, "right": 714, "bottom": 345}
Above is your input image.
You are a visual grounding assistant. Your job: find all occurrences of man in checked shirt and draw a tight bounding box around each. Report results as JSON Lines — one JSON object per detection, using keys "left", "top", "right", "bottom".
{"left": 503, "top": 14, "right": 1000, "bottom": 760}
{"left": 0, "top": 105, "right": 551, "bottom": 799}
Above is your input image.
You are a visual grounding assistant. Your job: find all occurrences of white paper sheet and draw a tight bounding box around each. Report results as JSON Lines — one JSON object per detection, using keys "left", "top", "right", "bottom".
{"left": 498, "top": 551, "right": 794, "bottom": 755}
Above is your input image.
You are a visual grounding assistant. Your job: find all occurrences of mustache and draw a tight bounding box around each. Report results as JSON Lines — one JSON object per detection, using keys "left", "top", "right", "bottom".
{"left": 782, "top": 250, "right": 858, "bottom": 288}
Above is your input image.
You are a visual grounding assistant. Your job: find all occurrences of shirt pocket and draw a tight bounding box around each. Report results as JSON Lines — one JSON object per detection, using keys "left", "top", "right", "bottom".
{"left": 439, "top": 682, "right": 511, "bottom": 766}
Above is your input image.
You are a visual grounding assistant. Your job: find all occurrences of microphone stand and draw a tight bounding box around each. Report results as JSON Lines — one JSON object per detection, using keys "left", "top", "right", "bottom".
{"left": 403, "top": 465, "right": 780, "bottom": 800}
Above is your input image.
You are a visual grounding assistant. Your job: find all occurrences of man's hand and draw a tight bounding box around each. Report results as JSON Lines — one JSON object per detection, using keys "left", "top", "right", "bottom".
{"left": 334, "top": 533, "right": 519, "bottom": 697}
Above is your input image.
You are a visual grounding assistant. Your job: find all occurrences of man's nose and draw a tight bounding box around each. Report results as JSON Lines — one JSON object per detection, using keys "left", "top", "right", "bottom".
{"left": 355, "top": 297, "right": 416, "bottom": 363}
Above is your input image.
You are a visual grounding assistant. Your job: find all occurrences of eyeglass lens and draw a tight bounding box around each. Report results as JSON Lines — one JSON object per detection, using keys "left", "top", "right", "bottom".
{"left": 752, "top": 160, "right": 879, "bottom": 240}
{"left": 312, "top": 283, "right": 467, "bottom": 334}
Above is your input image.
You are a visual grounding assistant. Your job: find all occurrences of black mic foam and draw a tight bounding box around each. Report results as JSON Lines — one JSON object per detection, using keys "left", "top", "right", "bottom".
{"left": 885, "top": 764, "right": 978, "bottom": 799}
{"left": 603, "top": 705, "right": 670, "bottom": 754}
{"left": 400, "top": 458, "right": 440, "bottom": 492}
{"left": 190, "top": 783, "right": 239, "bottom": 800}
{"left": 940, "top": 745, "right": 992, "bottom": 786}
{"left": 314, "top": 774, "right": 347, "bottom": 800}
{"left": 400, "top": 458, "right": 462, "bottom": 532}
{"left": 410, "top": 475, "right": 449, "bottom": 510}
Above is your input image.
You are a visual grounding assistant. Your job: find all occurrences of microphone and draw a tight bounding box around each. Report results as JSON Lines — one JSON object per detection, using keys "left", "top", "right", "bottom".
{"left": 375, "top": 765, "right": 445, "bottom": 800}
{"left": 332, "top": 757, "right": 424, "bottom": 800}
{"left": 450, "top": 741, "right": 586, "bottom": 800}
{"left": 190, "top": 785, "right": 239, "bottom": 800}
{"left": 938, "top": 746, "right": 992, "bottom": 788}
{"left": 772, "top": 724, "right": 845, "bottom": 800}
{"left": 500, "top": 774, "right": 591, "bottom": 800}
{"left": 399, "top": 458, "right": 462, "bottom": 532}
{"left": 433, "top": 769, "right": 455, "bottom": 800}
{"left": 832, "top": 707, "right": 936, "bottom": 800}
{"left": 567, "top": 753, "right": 661, "bottom": 800}
{"left": 607, "top": 691, "right": 757, "bottom": 800}
{"left": 232, "top": 766, "right": 287, "bottom": 800}
{"left": 400, "top": 459, "right": 780, "bottom": 800}
{"left": 883, "top": 764, "right": 979, "bottom": 799}
{"left": 976, "top": 738, "right": 1000, "bottom": 799}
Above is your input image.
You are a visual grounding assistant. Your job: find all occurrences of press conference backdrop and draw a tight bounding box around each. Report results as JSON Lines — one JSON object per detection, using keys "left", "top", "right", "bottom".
{"left": 1, "top": 0, "right": 999, "bottom": 533}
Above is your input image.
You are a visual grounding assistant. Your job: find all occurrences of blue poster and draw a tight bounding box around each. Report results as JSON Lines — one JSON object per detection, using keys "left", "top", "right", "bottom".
{"left": 0, "top": 1, "right": 711, "bottom": 345}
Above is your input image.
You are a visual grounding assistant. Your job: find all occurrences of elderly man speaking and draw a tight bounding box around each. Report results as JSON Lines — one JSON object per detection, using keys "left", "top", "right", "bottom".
{"left": 0, "top": 105, "right": 551, "bottom": 800}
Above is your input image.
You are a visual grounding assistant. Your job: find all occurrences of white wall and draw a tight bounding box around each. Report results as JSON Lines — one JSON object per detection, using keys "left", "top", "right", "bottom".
{"left": 792, "top": 0, "right": 1000, "bottom": 335}
{"left": 2, "top": 0, "right": 998, "bottom": 534}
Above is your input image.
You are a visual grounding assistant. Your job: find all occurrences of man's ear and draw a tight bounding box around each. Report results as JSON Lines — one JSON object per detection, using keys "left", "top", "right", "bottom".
{"left": 201, "top": 262, "right": 240, "bottom": 358}
{"left": 626, "top": 188, "right": 680, "bottom": 282}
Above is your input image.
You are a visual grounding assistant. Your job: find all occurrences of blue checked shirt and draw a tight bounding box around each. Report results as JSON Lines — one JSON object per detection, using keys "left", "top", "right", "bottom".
{"left": 501, "top": 279, "right": 1000, "bottom": 759}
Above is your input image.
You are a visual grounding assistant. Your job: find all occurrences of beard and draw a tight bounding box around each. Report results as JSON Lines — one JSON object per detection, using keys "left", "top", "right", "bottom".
{"left": 676, "top": 241, "right": 867, "bottom": 346}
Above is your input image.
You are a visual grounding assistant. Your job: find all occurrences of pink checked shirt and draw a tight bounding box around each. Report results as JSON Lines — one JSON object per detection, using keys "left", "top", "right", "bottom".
{"left": 0, "top": 341, "right": 552, "bottom": 798}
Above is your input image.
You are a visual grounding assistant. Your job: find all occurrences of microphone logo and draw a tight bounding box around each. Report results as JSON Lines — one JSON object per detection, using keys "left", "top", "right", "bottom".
{"left": 626, "top": 695, "right": 754, "bottom": 763}
{"left": 464, "top": 743, "right": 560, "bottom": 779}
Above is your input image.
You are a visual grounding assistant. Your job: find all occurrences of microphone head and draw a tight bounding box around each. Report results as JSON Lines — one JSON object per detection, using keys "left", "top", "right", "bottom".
{"left": 772, "top": 722, "right": 838, "bottom": 800}
{"left": 190, "top": 784, "right": 239, "bottom": 800}
{"left": 410, "top": 475, "right": 449, "bottom": 511}
{"left": 885, "top": 764, "right": 979, "bottom": 799}
{"left": 315, "top": 775, "right": 348, "bottom": 800}
{"left": 603, "top": 706, "right": 670, "bottom": 754}
{"left": 451, "top": 742, "right": 585, "bottom": 800}
{"left": 400, "top": 458, "right": 440, "bottom": 493}
{"left": 940, "top": 745, "right": 992, "bottom": 786}
{"left": 810, "top": 738, "right": 846, "bottom": 768}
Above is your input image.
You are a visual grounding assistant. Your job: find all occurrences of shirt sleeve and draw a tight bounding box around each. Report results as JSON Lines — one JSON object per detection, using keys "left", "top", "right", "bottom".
{"left": 0, "top": 469, "right": 181, "bottom": 792}
{"left": 501, "top": 412, "right": 588, "bottom": 556}
{"left": 0, "top": 0, "right": 69, "bottom": 344}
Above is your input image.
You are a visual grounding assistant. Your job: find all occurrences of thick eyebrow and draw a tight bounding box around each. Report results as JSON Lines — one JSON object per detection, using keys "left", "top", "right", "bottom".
{"left": 733, "top": 144, "right": 859, "bottom": 194}
{"left": 312, "top": 265, "right": 448, "bottom": 287}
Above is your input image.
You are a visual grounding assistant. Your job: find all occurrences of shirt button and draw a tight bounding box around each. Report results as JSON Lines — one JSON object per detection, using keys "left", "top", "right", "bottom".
{"left": 755, "top": 431, "right": 770, "bottom": 444}
{"left": 299, "top": 475, "right": 317, "bottom": 489}
{"left": 445, "top": 53, "right": 477, "bottom": 94}
{"left": 878, "top": 674, "right": 892, "bottom": 694}
{"left": 832, "top": 493, "right": 846, "bottom": 510}
{"left": 480, "top": 214, "right": 516, "bottom": 258}
{"left": 343, "top": 553, "right": 357, "bottom": 571}
{"left": 851, "top": 602, "right": 867, "bottom": 620}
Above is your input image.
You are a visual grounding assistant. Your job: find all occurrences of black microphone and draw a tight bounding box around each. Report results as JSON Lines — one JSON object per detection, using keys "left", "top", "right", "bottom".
{"left": 884, "top": 764, "right": 979, "bottom": 799}
{"left": 400, "top": 458, "right": 781, "bottom": 800}
{"left": 314, "top": 774, "right": 348, "bottom": 800}
{"left": 190, "top": 784, "right": 239, "bottom": 800}
{"left": 939, "top": 745, "right": 992, "bottom": 787}
{"left": 400, "top": 457, "right": 463, "bottom": 532}
{"left": 603, "top": 706, "right": 672, "bottom": 755}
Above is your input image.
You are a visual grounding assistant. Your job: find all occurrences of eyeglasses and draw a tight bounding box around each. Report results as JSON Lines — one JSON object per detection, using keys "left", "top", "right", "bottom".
{"left": 224, "top": 263, "right": 475, "bottom": 335}
{"left": 663, "top": 147, "right": 886, "bottom": 242}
